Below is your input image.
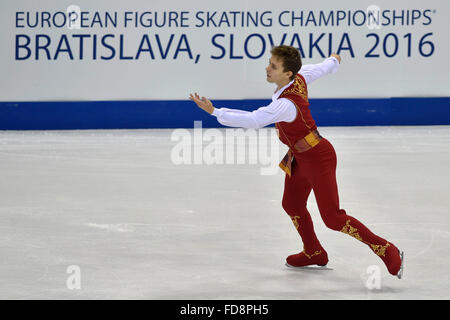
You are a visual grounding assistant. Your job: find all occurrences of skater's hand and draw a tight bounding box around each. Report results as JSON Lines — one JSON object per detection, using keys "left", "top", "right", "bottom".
{"left": 189, "top": 93, "right": 214, "bottom": 114}
{"left": 330, "top": 53, "right": 341, "bottom": 64}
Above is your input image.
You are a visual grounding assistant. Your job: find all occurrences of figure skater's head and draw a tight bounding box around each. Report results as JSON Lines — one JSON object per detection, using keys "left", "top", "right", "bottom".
{"left": 267, "top": 45, "right": 302, "bottom": 83}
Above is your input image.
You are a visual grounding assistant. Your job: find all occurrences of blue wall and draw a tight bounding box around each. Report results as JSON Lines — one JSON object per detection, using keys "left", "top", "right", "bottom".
{"left": 0, "top": 97, "right": 449, "bottom": 130}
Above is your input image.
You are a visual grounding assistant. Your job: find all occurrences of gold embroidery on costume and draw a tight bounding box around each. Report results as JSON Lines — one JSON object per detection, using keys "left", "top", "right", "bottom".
{"left": 303, "top": 250, "right": 322, "bottom": 259}
{"left": 340, "top": 220, "right": 391, "bottom": 257}
{"left": 340, "top": 219, "right": 363, "bottom": 242}
{"left": 290, "top": 216, "right": 301, "bottom": 229}
{"left": 280, "top": 77, "right": 308, "bottom": 101}
{"left": 279, "top": 75, "right": 311, "bottom": 130}
{"left": 370, "top": 243, "right": 390, "bottom": 257}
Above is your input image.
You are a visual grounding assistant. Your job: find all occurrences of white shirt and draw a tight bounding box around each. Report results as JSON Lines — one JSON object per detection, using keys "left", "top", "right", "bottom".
{"left": 212, "top": 57, "right": 340, "bottom": 129}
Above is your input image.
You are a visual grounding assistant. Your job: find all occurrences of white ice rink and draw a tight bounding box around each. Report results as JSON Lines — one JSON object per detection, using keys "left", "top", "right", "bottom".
{"left": 1, "top": 126, "right": 449, "bottom": 300}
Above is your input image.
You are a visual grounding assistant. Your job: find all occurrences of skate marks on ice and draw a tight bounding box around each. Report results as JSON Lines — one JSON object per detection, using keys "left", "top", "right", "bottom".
{"left": 84, "top": 221, "right": 225, "bottom": 234}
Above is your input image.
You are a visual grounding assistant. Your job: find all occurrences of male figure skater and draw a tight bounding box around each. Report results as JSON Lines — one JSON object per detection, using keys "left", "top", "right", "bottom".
{"left": 189, "top": 45, "right": 404, "bottom": 278}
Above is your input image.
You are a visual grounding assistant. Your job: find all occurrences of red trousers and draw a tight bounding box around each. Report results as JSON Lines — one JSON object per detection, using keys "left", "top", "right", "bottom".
{"left": 282, "top": 138, "right": 391, "bottom": 258}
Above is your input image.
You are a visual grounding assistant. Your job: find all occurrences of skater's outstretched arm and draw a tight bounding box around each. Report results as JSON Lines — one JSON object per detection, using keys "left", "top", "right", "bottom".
{"left": 299, "top": 53, "right": 341, "bottom": 85}
{"left": 189, "top": 92, "right": 295, "bottom": 129}
{"left": 188, "top": 53, "right": 342, "bottom": 129}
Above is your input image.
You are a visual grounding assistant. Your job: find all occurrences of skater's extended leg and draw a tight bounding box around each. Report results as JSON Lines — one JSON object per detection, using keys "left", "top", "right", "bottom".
{"left": 307, "top": 139, "right": 403, "bottom": 276}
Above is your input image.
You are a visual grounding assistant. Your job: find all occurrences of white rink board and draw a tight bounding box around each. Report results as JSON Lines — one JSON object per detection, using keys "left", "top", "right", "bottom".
{"left": 1, "top": 0, "right": 449, "bottom": 101}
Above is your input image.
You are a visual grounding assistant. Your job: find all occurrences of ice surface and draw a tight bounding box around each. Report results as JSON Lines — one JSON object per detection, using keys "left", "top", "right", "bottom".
{"left": 0, "top": 126, "right": 449, "bottom": 299}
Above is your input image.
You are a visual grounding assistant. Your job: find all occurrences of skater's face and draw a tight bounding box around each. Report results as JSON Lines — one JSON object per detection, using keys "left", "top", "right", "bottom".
{"left": 266, "top": 55, "right": 293, "bottom": 86}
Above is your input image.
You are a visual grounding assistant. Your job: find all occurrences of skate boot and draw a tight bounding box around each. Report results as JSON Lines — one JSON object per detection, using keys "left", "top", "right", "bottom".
{"left": 377, "top": 242, "right": 404, "bottom": 279}
{"left": 286, "top": 248, "right": 329, "bottom": 268}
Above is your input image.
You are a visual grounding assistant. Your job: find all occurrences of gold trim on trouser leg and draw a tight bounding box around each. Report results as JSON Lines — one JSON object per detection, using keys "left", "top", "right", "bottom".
{"left": 303, "top": 250, "right": 322, "bottom": 259}
{"left": 290, "top": 215, "right": 301, "bottom": 229}
{"left": 290, "top": 216, "right": 323, "bottom": 259}
{"left": 339, "top": 220, "right": 390, "bottom": 257}
{"left": 370, "top": 243, "right": 390, "bottom": 257}
{"left": 340, "top": 219, "right": 364, "bottom": 242}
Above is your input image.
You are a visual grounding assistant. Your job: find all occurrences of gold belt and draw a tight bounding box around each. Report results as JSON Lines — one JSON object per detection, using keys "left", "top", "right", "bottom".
{"left": 279, "top": 130, "right": 323, "bottom": 177}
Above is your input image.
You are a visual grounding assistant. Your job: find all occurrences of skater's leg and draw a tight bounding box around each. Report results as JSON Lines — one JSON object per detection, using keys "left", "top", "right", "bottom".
{"left": 282, "top": 158, "right": 328, "bottom": 267}
{"left": 282, "top": 158, "right": 322, "bottom": 253}
{"left": 307, "top": 139, "right": 402, "bottom": 275}
{"left": 312, "top": 172, "right": 402, "bottom": 275}
{"left": 312, "top": 170, "right": 389, "bottom": 248}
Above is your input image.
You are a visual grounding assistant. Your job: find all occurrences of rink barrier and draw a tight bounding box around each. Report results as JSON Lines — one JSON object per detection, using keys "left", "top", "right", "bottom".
{"left": 0, "top": 97, "right": 449, "bottom": 130}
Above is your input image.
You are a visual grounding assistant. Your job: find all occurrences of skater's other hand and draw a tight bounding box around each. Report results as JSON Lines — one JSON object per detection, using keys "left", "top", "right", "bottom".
{"left": 330, "top": 53, "right": 341, "bottom": 64}
{"left": 189, "top": 93, "right": 214, "bottom": 114}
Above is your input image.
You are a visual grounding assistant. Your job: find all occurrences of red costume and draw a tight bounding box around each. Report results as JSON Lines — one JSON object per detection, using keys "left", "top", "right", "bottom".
{"left": 276, "top": 74, "right": 403, "bottom": 277}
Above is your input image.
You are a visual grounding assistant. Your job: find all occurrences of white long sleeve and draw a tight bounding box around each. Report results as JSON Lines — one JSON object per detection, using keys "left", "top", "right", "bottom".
{"left": 300, "top": 56, "right": 340, "bottom": 85}
{"left": 212, "top": 98, "right": 296, "bottom": 129}
{"left": 212, "top": 57, "right": 340, "bottom": 128}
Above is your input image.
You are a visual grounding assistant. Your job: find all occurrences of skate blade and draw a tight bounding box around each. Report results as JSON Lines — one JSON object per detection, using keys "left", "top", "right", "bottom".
{"left": 285, "top": 262, "right": 333, "bottom": 271}
{"left": 396, "top": 251, "right": 404, "bottom": 279}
